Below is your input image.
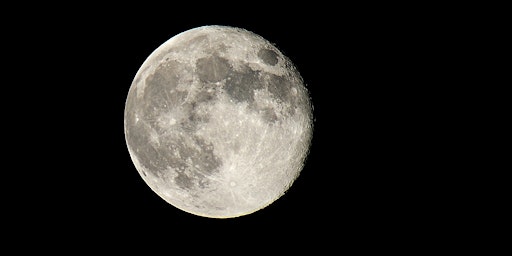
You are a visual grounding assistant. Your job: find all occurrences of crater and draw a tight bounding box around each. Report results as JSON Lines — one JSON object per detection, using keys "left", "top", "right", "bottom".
{"left": 257, "top": 48, "right": 278, "bottom": 66}
{"left": 190, "top": 136, "right": 222, "bottom": 172}
{"left": 142, "top": 89, "right": 189, "bottom": 133}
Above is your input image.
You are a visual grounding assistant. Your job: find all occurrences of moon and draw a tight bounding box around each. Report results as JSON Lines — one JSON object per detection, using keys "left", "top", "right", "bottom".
{"left": 124, "top": 25, "right": 313, "bottom": 218}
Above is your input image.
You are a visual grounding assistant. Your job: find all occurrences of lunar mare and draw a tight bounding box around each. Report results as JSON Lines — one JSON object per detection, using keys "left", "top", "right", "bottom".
{"left": 124, "top": 25, "right": 313, "bottom": 218}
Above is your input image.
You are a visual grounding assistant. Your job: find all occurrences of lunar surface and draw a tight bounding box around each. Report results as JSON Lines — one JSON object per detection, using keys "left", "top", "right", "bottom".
{"left": 124, "top": 25, "right": 313, "bottom": 218}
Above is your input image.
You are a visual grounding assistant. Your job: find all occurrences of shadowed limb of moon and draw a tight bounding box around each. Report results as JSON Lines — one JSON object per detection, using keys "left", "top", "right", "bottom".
{"left": 124, "top": 25, "right": 313, "bottom": 218}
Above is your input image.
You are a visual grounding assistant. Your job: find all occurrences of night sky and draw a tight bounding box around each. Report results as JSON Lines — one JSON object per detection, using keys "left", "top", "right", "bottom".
{"left": 10, "top": 3, "right": 452, "bottom": 251}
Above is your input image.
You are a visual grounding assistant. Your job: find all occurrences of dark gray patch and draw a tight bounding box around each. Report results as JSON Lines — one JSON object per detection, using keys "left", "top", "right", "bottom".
{"left": 145, "top": 60, "right": 181, "bottom": 92}
{"left": 267, "top": 74, "right": 293, "bottom": 102}
{"left": 180, "top": 119, "right": 197, "bottom": 133}
{"left": 189, "top": 136, "right": 222, "bottom": 172}
{"left": 193, "top": 90, "right": 216, "bottom": 103}
{"left": 262, "top": 74, "right": 306, "bottom": 117}
{"left": 163, "top": 135, "right": 222, "bottom": 189}
{"left": 141, "top": 82, "right": 166, "bottom": 112}
{"left": 257, "top": 48, "right": 278, "bottom": 66}
{"left": 198, "top": 179, "right": 210, "bottom": 189}
{"left": 179, "top": 107, "right": 210, "bottom": 133}
{"left": 196, "top": 55, "right": 230, "bottom": 83}
{"left": 179, "top": 87, "right": 217, "bottom": 132}
{"left": 224, "top": 65, "right": 262, "bottom": 103}
{"left": 174, "top": 172, "right": 194, "bottom": 189}
{"left": 126, "top": 124, "right": 171, "bottom": 176}
{"left": 166, "top": 140, "right": 189, "bottom": 166}
{"left": 216, "top": 43, "right": 228, "bottom": 53}
{"left": 188, "top": 109, "right": 210, "bottom": 126}
{"left": 260, "top": 107, "right": 278, "bottom": 122}
{"left": 170, "top": 101, "right": 210, "bottom": 133}
{"left": 142, "top": 61, "right": 188, "bottom": 121}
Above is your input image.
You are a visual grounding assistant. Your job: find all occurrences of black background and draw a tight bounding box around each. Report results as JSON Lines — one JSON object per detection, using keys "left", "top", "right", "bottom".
{"left": 7, "top": 3, "right": 469, "bottom": 252}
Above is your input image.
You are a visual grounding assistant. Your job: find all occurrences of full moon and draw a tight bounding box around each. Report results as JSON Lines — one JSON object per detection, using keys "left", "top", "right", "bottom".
{"left": 124, "top": 25, "right": 313, "bottom": 218}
